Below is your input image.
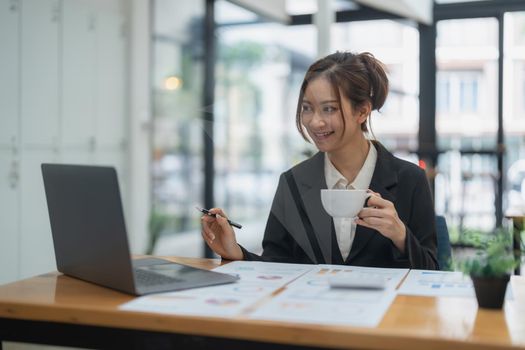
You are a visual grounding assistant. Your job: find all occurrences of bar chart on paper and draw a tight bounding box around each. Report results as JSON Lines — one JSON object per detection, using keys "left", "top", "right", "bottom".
{"left": 120, "top": 261, "right": 312, "bottom": 318}
{"left": 249, "top": 265, "right": 409, "bottom": 327}
{"left": 397, "top": 270, "right": 474, "bottom": 297}
{"left": 291, "top": 264, "right": 409, "bottom": 290}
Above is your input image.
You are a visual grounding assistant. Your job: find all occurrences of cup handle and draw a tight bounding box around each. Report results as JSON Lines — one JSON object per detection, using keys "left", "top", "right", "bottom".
{"left": 364, "top": 193, "right": 372, "bottom": 207}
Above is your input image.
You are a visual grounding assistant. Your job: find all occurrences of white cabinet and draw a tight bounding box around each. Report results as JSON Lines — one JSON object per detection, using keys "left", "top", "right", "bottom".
{"left": 61, "top": 150, "right": 92, "bottom": 165}
{"left": 61, "top": 0, "right": 97, "bottom": 148}
{"left": 0, "top": 0, "right": 20, "bottom": 284}
{"left": 0, "top": 0, "right": 20, "bottom": 148}
{"left": 96, "top": 0, "right": 127, "bottom": 148}
{"left": 19, "top": 151, "right": 58, "bottom": 278}
{"left": 0, "top": 0, "right": 131, "bottom": 282}
{"left": 0, "top": 152, "right": 19, "bottom": 284}
{"left": 21, "top": 0, "right": 60, "bottom": 147}
{"left": 18, "top": 0, "right": 60, "bottom": 278}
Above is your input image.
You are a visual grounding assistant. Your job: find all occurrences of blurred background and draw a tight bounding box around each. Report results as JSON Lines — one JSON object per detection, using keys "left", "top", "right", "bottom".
{"left": 2, "top": 0, "right": 525, "bottom": 288}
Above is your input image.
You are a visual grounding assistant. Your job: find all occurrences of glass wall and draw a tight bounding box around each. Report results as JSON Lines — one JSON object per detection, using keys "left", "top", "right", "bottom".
{"left": 434, "top": 18, "right": 499, "bottom": 239}
{"left": 214, "top": 0, "right": 316, "bottom": 252}
{"left": 214, "top": 12, "right": 419, "bottom": 251}
{"left": 150, "top": 0, "right": 205, "bottom": 253}
{"left": 332, "top": 19, "right": 420, "bottom": 162}
{"left": 504, "top": 12, "right": 525, "bottom": 214}
{"left": 149, "top": 1, "right": 525, "bottom": 255}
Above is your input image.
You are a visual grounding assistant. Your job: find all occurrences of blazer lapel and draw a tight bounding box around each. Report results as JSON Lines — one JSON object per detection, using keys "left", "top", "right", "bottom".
{"left": 291, "top": 152, "right": 334, "bottom": 264}
{"left": 346, "top": 142, "right": 398, "bottom": 263}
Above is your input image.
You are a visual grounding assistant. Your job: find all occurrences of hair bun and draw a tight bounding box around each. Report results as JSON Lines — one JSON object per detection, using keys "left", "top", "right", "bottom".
{"left": 357, "top": 52, "right": 388, "bottom": 111}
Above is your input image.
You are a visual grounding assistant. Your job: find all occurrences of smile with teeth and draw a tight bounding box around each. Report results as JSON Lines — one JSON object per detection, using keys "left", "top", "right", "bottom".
{"left": 313, "top": 131, "right": 334, "bottom": 139}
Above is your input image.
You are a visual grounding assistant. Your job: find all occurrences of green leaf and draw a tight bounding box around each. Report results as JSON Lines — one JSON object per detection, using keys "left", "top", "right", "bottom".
{"left": 454, "top": 228, "right": 519, "bottom": 277}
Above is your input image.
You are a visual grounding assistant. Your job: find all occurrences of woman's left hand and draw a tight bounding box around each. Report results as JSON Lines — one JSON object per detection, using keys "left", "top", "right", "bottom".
{"left": 355, "top": 190, "right": 406, "bottom": 253}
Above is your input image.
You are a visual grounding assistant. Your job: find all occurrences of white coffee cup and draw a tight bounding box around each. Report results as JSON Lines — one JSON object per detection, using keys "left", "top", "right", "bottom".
{"left": 320, "top": 189, "right": 371, "bottom": 218}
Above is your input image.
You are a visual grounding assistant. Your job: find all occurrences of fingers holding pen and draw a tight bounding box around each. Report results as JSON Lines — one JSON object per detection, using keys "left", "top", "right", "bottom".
{"left": 200, "top": 211, "right": 224, "bottom": 242}
{"left": 208, "top": 207, "right": 228, "bottom": 219}
{"left": 201, "top": 217, "right": 215, "bottom": 243}
{"left": 200, "top": 208, "right": 222, "bottom": 233}
{"left": 200, "top": 207, "right": 243, "bottom": 260}
{"left": 201, "top": 229, "right": 214, "bottom": 246}
{"left": 207, "top": 208, "right": 235, "bottom": 233}
{"left": 201, "top": 208, "right": 227, "bottom": 227}
{"left": 200, "top": 207, "right": 235, "bottom": 241}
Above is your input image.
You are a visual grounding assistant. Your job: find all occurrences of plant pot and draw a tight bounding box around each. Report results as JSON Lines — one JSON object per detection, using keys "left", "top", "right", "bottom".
{"left": 471, "top": 274, "right": 510, "bottom": 309}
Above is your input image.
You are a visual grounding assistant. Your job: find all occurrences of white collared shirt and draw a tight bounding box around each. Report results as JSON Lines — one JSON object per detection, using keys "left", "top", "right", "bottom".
{"left": 324, "top": 142, "right": 377, "bottom": 260}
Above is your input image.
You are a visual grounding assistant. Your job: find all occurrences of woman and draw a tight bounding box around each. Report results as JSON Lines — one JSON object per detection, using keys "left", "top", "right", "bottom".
{"left": 201, "top": 51, "right": 438, "bottom": 269}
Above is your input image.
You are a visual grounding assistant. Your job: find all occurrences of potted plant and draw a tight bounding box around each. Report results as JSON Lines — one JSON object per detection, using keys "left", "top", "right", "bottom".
{"left": 456, "top": 229, "right": 519, "bottom": 309}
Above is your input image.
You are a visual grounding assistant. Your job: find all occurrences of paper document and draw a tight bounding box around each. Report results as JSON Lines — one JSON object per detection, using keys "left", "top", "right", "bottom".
{"left": 120, "top": 282, "right": 277, "bottom": 317}
{"left": 397, "top": 270, "right": 474, "bottom": 297}
{"left": 213, "top": 260, "right": 313, "bottom": 287}
{"left": 120, "top": 261, "right": 312, "bottom": 318}
{"left": 398, "top": 270, "right": 514, "bottom": 300}
{"left": 289, "top": 264, "right": 409, "bottom": 291}
{"left": 250, "top": 264, "right": 408, "bottom": 327}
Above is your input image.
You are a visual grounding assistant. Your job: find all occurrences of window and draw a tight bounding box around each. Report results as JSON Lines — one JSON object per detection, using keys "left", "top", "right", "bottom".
{"left": 437, "top": 75, "right": 451, "bottom": 113}
{"left": 437, "top": 70, "right": 481, "bottom": 115}
{"left": 150, "top": 0, "right": 205, "bottom": 254}
{"left": 459, "top": 76, "right": 478, "bottom": 112}
{"left": 435, "top": 17, "right": 499, "bottom": 236}
{"left": 332, "top": 19, "right": 420, "bottom": 153}
{"left": 214, "top": 0, "right": 316, "bottom": 252}
{"left": 504, "top": 12, "right": 525, "bottom": 213}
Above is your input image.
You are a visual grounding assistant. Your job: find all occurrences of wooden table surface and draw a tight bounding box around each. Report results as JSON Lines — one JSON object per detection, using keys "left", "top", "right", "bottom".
{"left": 0, "top": 256, "right": 524, "bottom": 350}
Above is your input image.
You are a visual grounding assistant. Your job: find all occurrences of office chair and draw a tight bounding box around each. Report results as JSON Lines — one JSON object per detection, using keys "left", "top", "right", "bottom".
{"left": 435, "top": 215, "right": 452, "bottom": 270}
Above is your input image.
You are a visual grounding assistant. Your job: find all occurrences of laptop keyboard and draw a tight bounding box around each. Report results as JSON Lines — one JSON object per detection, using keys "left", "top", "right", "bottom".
{"left": 134, "top": 268, "right": 183, "bottom": 286}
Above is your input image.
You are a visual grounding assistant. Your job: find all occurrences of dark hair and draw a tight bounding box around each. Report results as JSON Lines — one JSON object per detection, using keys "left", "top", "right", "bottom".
{"left": 295, "top": 51, "right": 389, "bottom": 141}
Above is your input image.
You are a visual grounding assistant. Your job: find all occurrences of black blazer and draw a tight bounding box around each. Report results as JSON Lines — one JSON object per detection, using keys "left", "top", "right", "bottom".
{"left": 240, "top": 142, "right": 438, "bottom": 269}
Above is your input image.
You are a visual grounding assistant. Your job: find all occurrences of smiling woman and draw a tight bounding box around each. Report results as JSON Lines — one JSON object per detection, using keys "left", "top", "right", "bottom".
{"left": 200, "top": 51, "right": 439, "bottom": 270}
{"left": 296, "top": 52, "right": 388, "bottom": 142}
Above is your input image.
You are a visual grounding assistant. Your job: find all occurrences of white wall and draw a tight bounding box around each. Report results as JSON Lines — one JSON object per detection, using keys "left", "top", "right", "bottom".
{"left": 0, "top": 0, "right": 21, "bottom": 283}
{"left": 127, "top": 0, "right": 152, "bottom": 255}
{"left": 0, "top": 0, "right": 150, "bottom": 285}
{"left": 19, "top": 0, "right": 62, "bottom": 280}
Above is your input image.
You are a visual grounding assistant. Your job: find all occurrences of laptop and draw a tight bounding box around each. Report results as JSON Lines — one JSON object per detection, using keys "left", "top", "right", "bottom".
{"left": 41, "top": 163, "right": 239, "bottom": 295}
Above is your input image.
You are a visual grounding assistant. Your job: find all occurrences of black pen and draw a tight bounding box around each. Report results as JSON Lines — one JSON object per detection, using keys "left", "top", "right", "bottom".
{"left": 195, "top": 206, "right": 243, "bottom": 229}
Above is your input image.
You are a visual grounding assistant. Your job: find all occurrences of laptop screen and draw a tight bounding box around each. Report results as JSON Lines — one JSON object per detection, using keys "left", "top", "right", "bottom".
{"left": 42, "top": 164, "right": 136, "bottom": 293}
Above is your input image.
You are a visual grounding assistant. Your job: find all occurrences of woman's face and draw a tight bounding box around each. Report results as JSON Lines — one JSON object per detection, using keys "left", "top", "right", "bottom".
{"left": 301, "top": 77, "right": 366, "bottom": 153}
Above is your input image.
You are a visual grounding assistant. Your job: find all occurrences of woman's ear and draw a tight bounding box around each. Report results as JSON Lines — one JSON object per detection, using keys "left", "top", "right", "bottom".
{"left": 357, "top": 102, "right": 371, "bottom": 124}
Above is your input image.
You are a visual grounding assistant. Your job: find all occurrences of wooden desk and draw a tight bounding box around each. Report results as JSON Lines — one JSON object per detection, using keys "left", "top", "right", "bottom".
{"left": 0, "top": 257, "right": 524, "bottom": 350}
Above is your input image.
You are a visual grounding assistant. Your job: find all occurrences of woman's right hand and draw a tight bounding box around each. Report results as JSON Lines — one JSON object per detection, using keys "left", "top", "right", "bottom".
{"left": 201, "top": 208, "right": 243, "bottom": 260}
